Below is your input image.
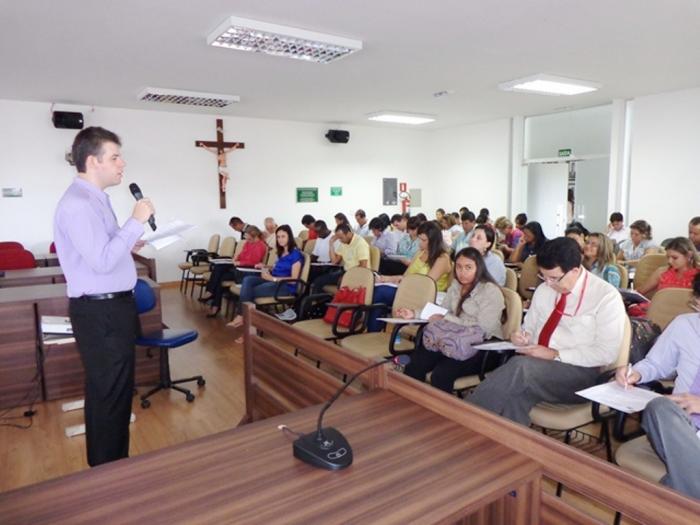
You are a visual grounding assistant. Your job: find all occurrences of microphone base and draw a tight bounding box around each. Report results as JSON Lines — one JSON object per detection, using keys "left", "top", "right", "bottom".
{"left": 293, "top": 427, "right": 353, "bottom": 470}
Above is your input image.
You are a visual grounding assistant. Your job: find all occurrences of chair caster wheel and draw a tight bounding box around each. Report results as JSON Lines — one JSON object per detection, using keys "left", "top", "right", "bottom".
{"left": 141, "top": 399, "right": 151, "bottom": 409}
{"left": 197, "top": 378, "right": 206, "bottom": 387}
{"left": 186, "top": 393, "right": 195, "bottom": 402}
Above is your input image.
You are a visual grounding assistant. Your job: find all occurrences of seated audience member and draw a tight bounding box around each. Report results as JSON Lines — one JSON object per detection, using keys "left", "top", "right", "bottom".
{"left": 615, "top": 273, "right": 700, "bottom": 499}
{"left": 583, "top": 233, "right": 622, "bottom": 287}
{"left": 391, "top": 213, "right": 408, "bottom": 235}
{"left": 263, "top": 217, "right": 278, "bottom": 249}
{"left": 377, "top": 213, "right": 391, "bottom": 230}
{"left": 228, "top": 225, "right": 304, "bottom": 331}
{"left": 689, "top": 216, "right": 700, "bottom": 251}
{"left": 379, "top": 216, "right": 421, "bottom": 275}
{"left": 494, "top": 217, "right": 522, "bottom": 258}
{"left": 310, "top": 220, "right": 335, "bottom": 263}
{"left": 607, "top": 212, "right": 629, "bottom": 244}
{"left": 635, "top": 237, "right": 699, "bottom": 296}
{"left": 354, "top": 209, "right": 369, "bottom": 236}
{"left": 403, "top": 248, "right": 504, "bottom": 393}
{"left": 509, "top": 221, "right": 547, "bottom": 263}
{"left": 202, "top": 225, "right": 268, "bottom": 316}
{"left": 310, "top": 222, "right": 369, "bottom": 293}
{"left": 371, "top": 217, "right": 401, "bottom": 256}
{"left": 617, "top": 220, "right": 657, "bottom": 264}
{"left": 453, "top": 211, "right": 477, "bottom": 253}
{"left": 435, "top": 208, "right": 446, "bottom": 222}
{"left": 229, "top": 216, "right": 249, "bottom": 241}
{"left": 565, "top": 225, "right": 587, "bottom": 253}
{"left": 476, "top": 208, "right": 490, "bottom": 225}
{"left": 334, "top": 212, "right": 350, "bottom": 227}
{"left": 368, "top": 221, "right": 452, "bottom": 331}
{"left": 514, "top": 212, "right": 528, "bottom": 231}
{"left": 448, "top": 213, "right": 463, "bottom": 238}
{"left": 439, "top": 214, "right": 457, "bottom": 247}
{"left": 301, "top": 214, "right": 318, "bottom": 241}
{"left": 469, "top": 225, "right": 506, "bottom": 286}
{"left": 459, "top": 206, "right": 469, "bottom": 216}
{"left": 469, "top": 237, "right": 626, "bottom": 425}
{"left": 415, "top": 212, "right": 428, "bottom": 223}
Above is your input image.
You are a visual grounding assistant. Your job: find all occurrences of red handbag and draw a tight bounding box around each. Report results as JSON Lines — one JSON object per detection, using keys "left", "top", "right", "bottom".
{"left": 323, "top": 286, "right": 366, "bottom": 328}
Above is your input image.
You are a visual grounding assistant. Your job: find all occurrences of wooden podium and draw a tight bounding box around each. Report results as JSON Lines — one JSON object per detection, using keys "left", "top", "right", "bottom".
{"left": 1, "top": 306, "right": 699, "bottom": 524}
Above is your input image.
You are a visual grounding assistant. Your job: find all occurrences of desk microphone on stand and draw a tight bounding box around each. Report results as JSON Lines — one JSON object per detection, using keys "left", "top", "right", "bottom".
{"left": 293, "top": 354, "right": 411, "bottom": 470}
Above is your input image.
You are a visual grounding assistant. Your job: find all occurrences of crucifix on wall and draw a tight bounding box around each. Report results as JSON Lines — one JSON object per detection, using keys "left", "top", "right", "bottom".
{"left": 195, "top": 118, "right": 245, "bottom": 209}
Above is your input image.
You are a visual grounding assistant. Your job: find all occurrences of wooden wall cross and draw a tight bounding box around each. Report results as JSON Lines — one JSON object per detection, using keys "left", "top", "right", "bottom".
{"left": 195, "top": 119, "right": 245, "bottom": 209}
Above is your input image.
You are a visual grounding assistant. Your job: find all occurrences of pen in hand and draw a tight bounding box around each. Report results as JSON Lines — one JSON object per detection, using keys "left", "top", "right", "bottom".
{"left": 625, "top": 363, "right": 632, "bottom": 390}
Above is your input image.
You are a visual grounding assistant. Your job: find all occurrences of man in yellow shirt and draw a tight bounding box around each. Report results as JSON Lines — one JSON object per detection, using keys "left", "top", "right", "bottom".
{"left": 310, "top": 223, "right": 369, "bottom": 293}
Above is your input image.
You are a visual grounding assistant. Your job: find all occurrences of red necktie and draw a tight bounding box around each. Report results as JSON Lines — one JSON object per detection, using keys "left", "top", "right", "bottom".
{"left": 538, "top": 293, "right": 569, "bottom": 347}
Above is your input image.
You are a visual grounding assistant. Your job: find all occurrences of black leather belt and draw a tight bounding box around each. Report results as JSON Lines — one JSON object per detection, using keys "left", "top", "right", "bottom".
{"left": 78, "top": 290, "right": 134, "bottom": 301}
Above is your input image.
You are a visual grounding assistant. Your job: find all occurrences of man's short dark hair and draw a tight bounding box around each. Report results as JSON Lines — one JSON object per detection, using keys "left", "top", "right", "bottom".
{"left": 610, "top": 212, "right": 624, "bottom": 223}
{"left": 229, "top": 216, "right": 242, "bottom": 226}
{"left": 537, "top": 237, "right": 582, "bottom": 272}
{"left": 301, "top": 214, "right": 315, "bottom": 226}
{"left": 461, "top": 211, "right": 475, "bottom": 222}
{"left": 690, "top": 216, "right": 700, "bottom": 227}
{"left": 390, "top": 213, "right": 403, "bottom": 224}
{"left": 369, "top": 217, "right": 384, "bottom": 231}
{"left": 335, "top": 222, "right": 352, "bottom": 234}
{"left": 71, "top": 126, "right": 121, "bottom": 173}
{"left": 355, "top": 209, "right": 366, "bottom": 218}
{"left": 407, "top": 216, "right": 421, "bottom": 230}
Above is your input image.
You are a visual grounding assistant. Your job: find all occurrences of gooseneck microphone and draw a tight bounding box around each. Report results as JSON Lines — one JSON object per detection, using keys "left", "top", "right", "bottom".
{"left": 128, "top": 183, "right": 157, "bottom": 231}
{"left": 293, "top": 354, "right": 411, "bottom": 470}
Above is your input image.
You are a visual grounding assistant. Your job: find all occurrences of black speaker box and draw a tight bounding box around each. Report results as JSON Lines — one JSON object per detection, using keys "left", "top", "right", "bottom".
{"left": 325, "top": 129, "right": 349, "bottom": 143}
{"left": 52, "top": 111, "right": 84, "bottom": 129}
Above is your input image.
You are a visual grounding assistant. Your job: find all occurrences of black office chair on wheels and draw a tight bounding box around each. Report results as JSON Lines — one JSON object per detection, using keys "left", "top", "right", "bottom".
{"left": 135, "top": 279, "right": 205, "bottom": 408}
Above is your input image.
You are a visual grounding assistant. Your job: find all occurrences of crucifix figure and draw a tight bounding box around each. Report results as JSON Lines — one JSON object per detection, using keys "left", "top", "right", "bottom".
{"left": 195, "top": 118, "right": 245, "bottom": 209}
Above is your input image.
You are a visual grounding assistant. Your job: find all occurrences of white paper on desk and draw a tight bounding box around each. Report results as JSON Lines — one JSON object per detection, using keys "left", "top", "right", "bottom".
{"left": 575, "top": 382, "right": 662, "bottom": 414}
{"left": 376, "top": 317, "right": 429, "bottom": 324}
{"left": 472, "top": 341, "right": 518, "bottom": 351}
{"left": 419, "top": 302, "right": 448, "bottom": 319}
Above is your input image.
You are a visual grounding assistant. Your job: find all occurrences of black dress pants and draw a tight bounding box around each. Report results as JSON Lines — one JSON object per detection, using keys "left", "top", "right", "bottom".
{"left": 405, "top": 345, "right": 488, "bottom": 393}
{"left": 69, "top": 295, "right": 139, "bottom": 467}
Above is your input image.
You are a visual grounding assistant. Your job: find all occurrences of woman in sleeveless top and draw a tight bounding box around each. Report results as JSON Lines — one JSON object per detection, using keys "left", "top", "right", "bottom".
{"left": 637, "top": 237, "right": 699, "bottom": 296}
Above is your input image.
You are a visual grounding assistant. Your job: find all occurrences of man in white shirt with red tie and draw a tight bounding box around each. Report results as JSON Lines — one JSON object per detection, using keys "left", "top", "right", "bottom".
{"left": 469, "top": 237, "right": 626, "bottom": 425}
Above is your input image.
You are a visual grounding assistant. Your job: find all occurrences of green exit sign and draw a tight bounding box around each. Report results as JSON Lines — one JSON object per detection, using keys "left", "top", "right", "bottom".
{"left": 558, "top": 148, "right": 572, "bottom": 157}
{"left": 330, "top": 186, "right": 342, "bottom": 197}
{"left": 296, "top": 187, "right": 318, "bottom": 203}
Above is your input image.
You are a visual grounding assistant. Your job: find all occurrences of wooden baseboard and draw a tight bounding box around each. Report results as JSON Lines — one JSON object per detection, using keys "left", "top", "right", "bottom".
{"left": 158, "top": 281, "right": 181, "bottom": 289}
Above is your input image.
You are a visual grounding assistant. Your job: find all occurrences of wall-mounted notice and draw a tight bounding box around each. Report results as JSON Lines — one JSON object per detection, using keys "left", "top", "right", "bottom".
{"left": 296, "top": 187, "right": 318, "bottom": 203}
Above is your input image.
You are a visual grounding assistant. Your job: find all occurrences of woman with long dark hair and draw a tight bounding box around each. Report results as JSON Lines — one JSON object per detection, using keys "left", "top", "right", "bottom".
{"left": 367, "top": 221, "right": 452, "bottom": 331}
{"left": 509, "top": 221, "right": 547, "bottom": 263}
{"left": 228, "top": 224, "right": 304, "bottom": 330}
{"left": 403, "top": 247, "right": 504, "bottom": 392}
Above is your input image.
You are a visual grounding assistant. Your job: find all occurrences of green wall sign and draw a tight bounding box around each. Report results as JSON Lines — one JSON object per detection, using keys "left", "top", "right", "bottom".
{"left": 558, "top": 148, "right": 572, "bottom": 157}
{"left": 330, "top": 186, "right": 342, "bottom": 196}
{"left": 296, "top": 187, "right": 318, "bottom": 203}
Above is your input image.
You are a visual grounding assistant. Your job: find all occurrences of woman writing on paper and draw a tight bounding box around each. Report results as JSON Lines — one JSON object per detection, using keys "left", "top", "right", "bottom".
{"left": 403, "top": 247, "right": 504, "bottom": 393}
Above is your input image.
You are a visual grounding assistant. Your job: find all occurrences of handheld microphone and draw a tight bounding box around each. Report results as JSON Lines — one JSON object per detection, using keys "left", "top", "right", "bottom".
{"left": 128, "top": 183, "right": 157, "bottom": 231}
{"left": 293, "top": 354, "right": 410, "bottom": 470}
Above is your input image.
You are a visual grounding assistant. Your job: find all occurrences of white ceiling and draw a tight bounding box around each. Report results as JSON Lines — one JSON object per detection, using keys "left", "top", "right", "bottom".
{"left": 2, "top": 0, "right": 700, "bottom": 129}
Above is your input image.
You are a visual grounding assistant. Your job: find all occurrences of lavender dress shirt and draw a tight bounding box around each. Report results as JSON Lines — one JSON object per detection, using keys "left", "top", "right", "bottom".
{"left": 633, "top": 312, "right": 700, "bottom": 429}
{"left": 53, "top": 177, "right": 144, "bottom": 298}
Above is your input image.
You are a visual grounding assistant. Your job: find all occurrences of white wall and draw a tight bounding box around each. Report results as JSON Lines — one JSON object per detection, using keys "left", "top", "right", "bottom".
{"left": 0, "top": 100, "right": 431, "bottom": 281}
{"left": 628, "top": 87, "right": 700, "bottom": 242}
{"left": 424, "top": 118, "right": 512, "bottom": 218}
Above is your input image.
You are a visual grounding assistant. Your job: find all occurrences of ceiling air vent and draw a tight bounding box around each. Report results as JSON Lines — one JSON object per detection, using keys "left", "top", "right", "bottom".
{"left": 137, "top": 87, "right": 240, "bottom": 108}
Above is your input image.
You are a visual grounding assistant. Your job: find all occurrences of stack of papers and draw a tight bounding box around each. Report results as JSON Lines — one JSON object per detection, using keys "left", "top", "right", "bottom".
{"left": 377, "top": 302, "right": 448, "bottom": 324}
{"left": 41, "top": 316, "right": 73, "bottom": 334}
{"left": 141, "top": 220, "right": 195, "bottom": 250}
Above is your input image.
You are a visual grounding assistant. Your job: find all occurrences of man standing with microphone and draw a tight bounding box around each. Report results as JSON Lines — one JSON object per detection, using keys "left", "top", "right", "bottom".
{"left": 53, "top": 127, "right": 155, "bottom": 466}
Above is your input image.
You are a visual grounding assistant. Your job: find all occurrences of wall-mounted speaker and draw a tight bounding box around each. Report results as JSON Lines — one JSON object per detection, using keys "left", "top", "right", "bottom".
{"left": 52, "top": 111, "right": 84, "bottom": 129}
{"left": 325, "top": 129, "right": 349, "bottom": 143}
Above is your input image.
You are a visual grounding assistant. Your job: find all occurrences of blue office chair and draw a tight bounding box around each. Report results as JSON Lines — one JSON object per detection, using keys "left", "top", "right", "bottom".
{"left": 135, "top": 279, "right": 205, "bottom": 408}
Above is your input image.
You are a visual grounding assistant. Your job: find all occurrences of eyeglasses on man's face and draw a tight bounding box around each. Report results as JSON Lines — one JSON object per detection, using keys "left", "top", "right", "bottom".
{"left": 537, "top": 270, "right": 569, "bottom": 284}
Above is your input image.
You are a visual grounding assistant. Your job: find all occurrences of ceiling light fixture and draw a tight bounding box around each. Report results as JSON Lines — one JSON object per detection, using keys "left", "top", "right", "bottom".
{"left": 137, "top": 87, "right": 240, "bottom": 108}
{"left": 498, "top": 74, "right": 601, "bottom": 96}
{"left": 207, "top": 16, "right": 362, "bottom": 64}
{"left": 367, "top": 112, "right": 436, "bottom": 125}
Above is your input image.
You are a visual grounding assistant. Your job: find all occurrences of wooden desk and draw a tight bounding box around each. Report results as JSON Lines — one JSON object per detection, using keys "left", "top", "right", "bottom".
{"left": 0, "top": 263, "right": 150, "bottom": 288}
{"left": 0, "top": 281, "right": 161, "bottom": 408}
{"left": 0, "top": 391, "right": 540, "bottom": 524}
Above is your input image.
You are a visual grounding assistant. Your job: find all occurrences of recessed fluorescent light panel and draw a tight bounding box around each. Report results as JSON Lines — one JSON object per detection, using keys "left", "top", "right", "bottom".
{"left": 367, "top": 112, "right": 436, "bottom": 125}
{"left": 498, "top": 74, "right": 601, "bottom": 96}
{"left": 207, "top": 16, "right": 362, "bottom": 64}
{"left": 138, "top": 87, "right": 240, "bottom": 108}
